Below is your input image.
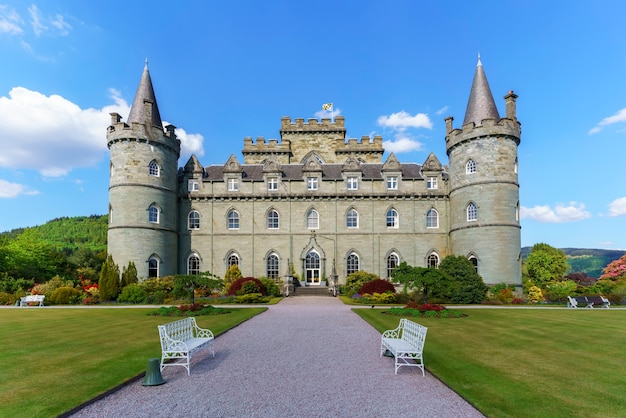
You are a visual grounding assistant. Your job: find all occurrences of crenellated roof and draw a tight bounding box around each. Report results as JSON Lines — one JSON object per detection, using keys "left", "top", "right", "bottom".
{"left": 463, "top": 55, "right": 500, "bottom": 127}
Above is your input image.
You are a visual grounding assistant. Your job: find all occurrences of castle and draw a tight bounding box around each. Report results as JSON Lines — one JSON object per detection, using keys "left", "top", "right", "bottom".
{"left": 106, "top": 58, "right": 522, "bottom": 287}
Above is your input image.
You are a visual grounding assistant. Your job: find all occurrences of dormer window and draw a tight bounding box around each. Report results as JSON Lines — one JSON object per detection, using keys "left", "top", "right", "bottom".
{"left": 347, "top": 177, "right": 358, "bottom": 190}
{"left": 427, "top": 177, "right": 438, "bottom": 190}
{"left": 267, "top": 178, "right": 278, "bottom": 191}
{"left": 227, "top": 178, "right": 239, "bottom": 191}
{"left": 307, "top": 177, "right": 318, "bottom": 190}
{"left": 188, "top": 180, "right": 199, "bottom": 192}
{"left": 387, "top": 176, "right": 398, "bottom": 190}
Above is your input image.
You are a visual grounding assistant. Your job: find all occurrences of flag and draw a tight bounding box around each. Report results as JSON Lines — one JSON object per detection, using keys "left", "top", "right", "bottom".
{"left": 322, "top": 103, "right": 333, "bottom": 111}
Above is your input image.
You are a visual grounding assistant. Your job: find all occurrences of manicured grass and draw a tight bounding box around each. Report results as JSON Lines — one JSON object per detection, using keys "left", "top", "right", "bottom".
{"left": 0, "top": 307, "right": 265, "bottom": 417}
{"left": 355, "top": 308, "right": 626, "bottom": 418}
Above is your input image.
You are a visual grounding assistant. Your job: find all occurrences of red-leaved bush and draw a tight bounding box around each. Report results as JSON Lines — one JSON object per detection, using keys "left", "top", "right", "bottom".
{"left": 405, "top": 302, "right": 445, "bottom": 312}
{"left": 227, "top": 277, "right": 266, "bottom": 296}
{"left": 358, "top": 279, "right": 396, "bottom": 295}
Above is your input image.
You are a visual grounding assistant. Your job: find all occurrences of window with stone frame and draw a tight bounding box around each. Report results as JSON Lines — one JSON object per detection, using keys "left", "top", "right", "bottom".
{"left": 149, "top": 160, "right": 159, "bottom": 177}
{"left": 346, "top": 252, "right": 360, "bottom": 276}
{"left": 467, "top": 202, "right": 477, "bottom": 222}
{"left": 466, "top": 159, "right": 477, "bottom": 174}
{"left": 148, "top": 205, "right": 159, "bottom": 224}
{"left": 188, "top": 210, "right": 200, "bottom": 230}
{"left": 227, "top": 209, "right": 240, "bottom": 230}
{"left": 387, "top": 176, "right": 398, "bottom": 190}
{"left": 386, "top": 208, "right": 399, "bottom": 228}
{"left": 387, "top": 253, "right": 399, "bottom": 278}
{"left": 347, "top": 177, "right": 358, "bottom": 190}
{"left": 148, "top": 257, "right": 159, "bottom": 278}
{"left": 227, "top": 253, "right": 239, "bottom": 267}
{"left": 267, "top": 209, "right": 279, "bottom": 229}
{"left": 266, "top": 253, "right": 279, "bottom": 279}
{"left": 427, "top": 176, "right": 438, "bottom": 190}
{"left": 426, "top": 208, "right": 438, "bottom": 228}
{"left": 227, "top": 178, "right": 239, "bottom": 191}
{"left": 188, "top": 254, "right": 200, "bottom": 275}
{"left": 306, "top": 209, "right": 319, "bottom": 229}
{"left": 307, "top": 177, "right": 318, "bottom": 190}
{"left": 427, "top": 253, "right": 439, "bottom": 268}
{"left": 267, "top": 177, "right": 278, "bottom": 191}
{"left": 346, "top": 208, "right": 359, "bottom": 228}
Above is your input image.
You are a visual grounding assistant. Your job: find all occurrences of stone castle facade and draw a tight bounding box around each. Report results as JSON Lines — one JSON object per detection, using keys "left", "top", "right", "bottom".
{"left": 106, "top": 59, "right": 522, "bottom": 286}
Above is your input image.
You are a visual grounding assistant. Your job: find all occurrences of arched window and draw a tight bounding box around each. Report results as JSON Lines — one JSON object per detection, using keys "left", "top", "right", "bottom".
{"left": 266, "top": 253, "right": 279, "bottom": 279}
{"left": 346, "top": 252, "right": 360, "bottom": 276}
{"left": 148, "top": 205, "right": 159, "bottom": 224}
{"left": 426, "top": 208, "right": 438, "bottom": 228}
{"left": 306, "top": 209, "right": 319, "bottom": 229}
{"left": 467, "top": 202, "right": 477, "bottom": 221}
{"left": 227, "top": 210, "right": 240, "bottom": 230}
{"left": 267, "top": 209, "right": 279, "bottom": 229}
{"left": 148, "top": 256, "right": 159, "bottom": 278}
{"left": 387, "top": 253, "right": 399, "bottom": 279}
{"left": 466, "top": 159, "right": 476, "bottom": 174}
{"left": 468, "top": 255, "right": 478, "bottom": 273}
{"left": 188, "top": 254, "right": 200, "bottom": 275}
{"left": 427, "top": 253, "right": 440, "bottom": 268}
{"left": 227, "top": 252, "right": 240, "bottom": 267}
{"left": 149, "top": 160, "right": 160, "bottom": 177}
{"left": 516, "top": 201, "right": 520, "bottom": 222}
{"left": 386, "top": 208, "right": 399, "bottom": 228}
{"left": 346, "top": 208, "right": 359, "bottom": 228}
{"left": 188, "top": 210, "right": 200, "bottom": 230}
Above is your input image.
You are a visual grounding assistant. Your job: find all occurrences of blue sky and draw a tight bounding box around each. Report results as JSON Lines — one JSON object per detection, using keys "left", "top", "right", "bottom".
{"left": 0, "top": 1, "right": 625, "bottom": 250}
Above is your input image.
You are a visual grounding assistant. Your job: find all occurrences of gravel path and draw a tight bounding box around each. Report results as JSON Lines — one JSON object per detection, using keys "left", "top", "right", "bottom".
{"left": 71, "top": 297, "right": 483, "bottom": 417}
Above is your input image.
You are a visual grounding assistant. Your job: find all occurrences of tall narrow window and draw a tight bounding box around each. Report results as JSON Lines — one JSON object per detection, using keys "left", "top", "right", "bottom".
{"left": 346, "top": 208, "right": 359, "bottom": 228}
{"left": 346, "top": 253, "right": 360, "bottom": 276}
{"left": 188, "top": 254, "right": 200, "bottom": 275}
{"left": 188, "top": 210, "right": 200, "bottom": 230}
{"left": 427, "top": 253, "right": 440, "bottom": 268}
{"left": 386, "top": 208, "right": 399, "bottom": 228}
{"left": 469, "top": 256, "right": 478, "bottom": 273}
{"left": 267, "top": 209, "right": 279, "bottom": 229}
{"left": 148, "top": 256, "right": 159, "bottom": 278}
{"left": 267, "top": 253, "right": 279, "bottom": 279}
{"left": 227, "top": 210, "right": 240, "bottom": 230}
{"left": 467, "top": 202, "right": 477, "bottom": 221}
{"left": 426, "top": 208, "right": 438, "bottom": 228}
{"left": 149, "top": 160, "right": 159, "bottom": 177}
{"left": 387, "top": 253, "right": 399, "bottom": 279}
{"left": 306, "top": 209, "right": 319, "bottom": 229}
{"left": 148, "top": 205, "right": 159, "bottom": 224}
{"left": 466, "top": 159, "right": 477, "bottom": 174}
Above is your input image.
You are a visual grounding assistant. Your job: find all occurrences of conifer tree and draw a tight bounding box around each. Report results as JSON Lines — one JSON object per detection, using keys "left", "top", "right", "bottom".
{"left": 99, "top": 255, "right": 120, "bottom": 301}
{"left": 121, "top": 261, "right": 138, "bottom": 288}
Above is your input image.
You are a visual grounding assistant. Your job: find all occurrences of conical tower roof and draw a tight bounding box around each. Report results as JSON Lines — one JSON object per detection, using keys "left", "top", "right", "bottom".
{"left": 463, "top": 55, "right": 499, "bottom": 126}
{"left": 127, "top": 60, "right": 163, "bottom": 128}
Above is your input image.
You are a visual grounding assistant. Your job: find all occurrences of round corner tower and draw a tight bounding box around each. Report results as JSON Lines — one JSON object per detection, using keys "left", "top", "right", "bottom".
{"left": 445, "top": 57, "right": 522, "bottom": 286}
{"left": 106, "top": 62, "right": 180, "bottom": 279}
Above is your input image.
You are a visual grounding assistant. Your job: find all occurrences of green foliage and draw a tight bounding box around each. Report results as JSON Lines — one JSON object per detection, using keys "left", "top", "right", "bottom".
{"left": 121, "top": 261, "right": 138, "bottom": 288}
{"left": 173, "top": 272, "right": 223, "bottom": 304}
{"left": 0, "top": 272, "right": 33, "bottom": 293}
{"left": 544, "top": 280, "right": 577, "bottom": 302}
{"left": 239, "top": 280, "right": 261, "bottom": 295}
{"left": 98, "top": 255, "right": 120, "bottom": 301}
{"left": 391, "top": 263, "right": 452, "bottom": 302}
{"left": 438, "top": 255, "right": 488, "bottom": 304}
{"left": 259, "top": 278, "right": 281, "bottom": 297}
{"left": 525, "top": 243, "right": 568, "bottom": 286}
{"left": 527, "top": 285, "right": 545, "bottom": 303}
{"left": 223, "top": 264, "right": 242, "bottom": 289}
{"left": 344, "top": 271, "right": 379, "bottom": 296}
{"left": 148, "top": 304, "right": 230, "bottom": 316}
{"left": 0, "top": 292, "right": 15, "bottom": 305}
{"left": 49, "top": 286, "right": 83, "bottom": 304}
{"left": 117, "top": 284, "right": 148, "bottom": 304}
{"left": 140, "top": 276, "right": 174, "bottom": 304}
{"left": 362, "top": 292, "right": 397, "bottom": 304}
{"left": 227, "top": 277, "right": 266, "bottom": 296}
{"left": 235, "top": 293, "right": 269, "bottom": 303}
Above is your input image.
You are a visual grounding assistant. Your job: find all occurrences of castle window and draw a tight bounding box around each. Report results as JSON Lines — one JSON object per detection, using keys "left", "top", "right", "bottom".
{"left": 466, "top": 159, "right": 477, "bottom": 174}
{"left": 148, "top": 205, "right": 159, "bottom": 224}
{"left": 266, "top": 253, "right": 279, "bottom": 279}
{"left": 426, "top": 208, "right": 439, "bottom": 228}
{"left": 148, "top": 256, "right": 159, "bottom": 278}
{"left": 387, "top": 176, "right": 398, "bottom": 190}
{"left": 267, "top": 209, "right": 279, "bottom": 229}
{"left": 188, "top": 210, "right": 200, "bottom": 230}
{"left": 467, "top": 202, "right": 477, "bottom": 222}
{"left": 427, "top": 253, "right": 440, "bottom": 268}
{"left": 227, "top": 178, "right": 239, "bottom": 191}
{"left": 386, "top": 208, "right": 399, "bottom": 228}
{"left": 514, "top": 157, "right": 518, "bottom": 174}
{"left": 347, "top": 177, "right": 358, "bottom": 190}
{"left": 346, "top": 208, "right": 359, "bottom": 228}
{"left": 149, "top": 160, "right": 159, "bottom": 177}
{"left": 227, "top": 210, "right": 240, "bottom": 230}
{"left": 468, "top": 255, "right": 478, "bottom": 273}
{"left": 188, "top": 254, "right": 200, "bottom": 275}
{"left": 387, "top": 253, "right": 399, "bottom": 279}
{"left": 188, "top": 180, "right": 199, "bottom": 192}
{"left": 267, "top": 178, "right": 278, "bottom": 191}
{"left": 427, "top": 177, "right": 438, "bottom": 190}
{"left": 306, "top": 209, "right": 319, "bottom": 229}
{"left": 227, "top": 253, "right": 240, "bottom": 267}
{"left": 307, "top": 177, "right": 318, "bottom": 190}
{"left": 346, "top": 252, "right": 360, "bottom": 276}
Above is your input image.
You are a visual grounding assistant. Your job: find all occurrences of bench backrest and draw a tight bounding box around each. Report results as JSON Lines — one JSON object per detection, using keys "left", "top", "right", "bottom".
{"left": 23, "top": 295, "right": 44, "bottom": 301}
{"left": 158, "top": 317, "right": 198, "bottom": 343}
{"left": 399, "top": 318, "right": 427, "bottom": 349}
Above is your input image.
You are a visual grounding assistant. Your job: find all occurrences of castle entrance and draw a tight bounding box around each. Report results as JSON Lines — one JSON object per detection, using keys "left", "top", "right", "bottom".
{"left": 305, "top": 251, "right": 321, "bottom": 285}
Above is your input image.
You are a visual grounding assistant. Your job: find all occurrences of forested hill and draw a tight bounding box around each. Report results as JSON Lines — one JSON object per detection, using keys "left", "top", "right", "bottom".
{"left": 0, "top": 215, "right": 107, "bottom": 254}
{"left": 522, "top": 246, "right": 625, "bottom": 278}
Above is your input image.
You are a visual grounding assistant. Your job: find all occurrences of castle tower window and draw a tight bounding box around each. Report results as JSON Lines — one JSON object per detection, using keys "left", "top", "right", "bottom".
{"left": 426, "top": 208, "right": 439, "bottom": 228}
{"left": 188, "top": 211, "right": 200, "bottom": 230}
{"left": 148, "top": 160, "right": 160, "bottom": 177}
{"left": 427, "top": 177, "right": 438, "bottom": 190}
{"left": 188, "top": 254, "right": 200, "bottom": 275}
{"left": 148, "top": 256, "right": 159, "bottom": 278}
{"left": 347, "top": 177, "right": 358, "bottom": 190}
{"left": 466, "top": 159, "right": 477, "bottom": 174}
{"left": 148, "top": 205, "right": 159, "bottom": 224}
{"left": 227, "top": 178, "right": 239, "bottom": 191}
{"left": 188, "top": 180, "right": 199, "bottom": 192}
{"left": 307, "top": 177, "right": 318, "bottom": 190}
{"left": 346, "top": 252, "right": 360, "bottom": 276}
{"left": 386, "top": 208, "right": 399, "bottom": 228}
{"left": 387, "top": 176, "right": 398, "bottom": 190}
{"left": 267, "top": 178, "right": 278, "bottom": 191}
{"left": 306, "top": 209, "right": 319, "bottom": 229}
{"left": 346, "top": 208, "right": 359, "bottom": 228}
{"left": 466, "top": 202, "right": 477, "bottom": 222}
{"left": 387, "top": 253, "right": 399, "bottom": 279}
{"left": 227, "top": 253, "right": 240, "bottom": 267}
{"left": 427, "top": 252, "right": 440, "bottom": 268}
{"left": 468, "top": 255, "right": 478, "bottom": 273}
{"left": 266, "top": 253, "right": 279, "bottom": 279}
{"left": 227, "top": 210, "right": 240, "bottom": 230}
{"left": 267, "top": 209, "right": 279, "bottom": 229}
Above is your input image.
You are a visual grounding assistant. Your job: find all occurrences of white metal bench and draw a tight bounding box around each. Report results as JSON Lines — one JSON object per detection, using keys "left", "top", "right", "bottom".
{"left": 567, "top": 295, "right": 610, "bottom": 308}
{"left": 158, "top": 317, "right": 214, "bottom": 375}
{"left": 380, "top": 318, "right": 427, "bottom": 376}
{"left": 19, "top": 295, "right": 45, "bottom": 307}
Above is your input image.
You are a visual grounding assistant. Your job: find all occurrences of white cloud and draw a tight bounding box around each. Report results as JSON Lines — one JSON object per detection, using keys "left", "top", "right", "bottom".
{"left": 377, "top": 111, "right": 433, "bottom": 130}
{"left": 314, "top": 106, "right": 341, "bottom": 120}
{"left": 435, "top": 106, "right": 449, "bottom": 116}
{"left": 28, "top": 4, "right": 47, "bottom": 36}
{"left": 0, "top": 5, "right": 23, "bottom": 34}
{"left": 589, "top": 108, "right": 626, "bottom": 134}
{"left": 163, "top": 121, "right": 205, "bottom": 159}
{"left": 0, "top": 179, "right": 38, "bottom": 198}
{"left": 607, "top": 196, "right": 626, "bottom": 217}
{"left": 383, "top": 135, "right": 424, "bottom": 154}
{"left": 50, "top": 14, "right": 71, "bottom": 35}
{"left": 520, "top": 202, "right": 592, "bottom": 223}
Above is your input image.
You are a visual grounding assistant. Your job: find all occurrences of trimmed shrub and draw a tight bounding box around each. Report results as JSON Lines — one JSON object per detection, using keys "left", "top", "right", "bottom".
{"left": 359, "top": 279, "right": 396, "bottom": 295}
{"left": 259, "top": 278, "right": 281, "bottom": 297}
{"left": 117, "top": 284, "right": 148, "bottom": 304}
{"left": 0, "top": 292, "right": 15, "bottom": 305}
{"left": 227, "top": 277, "right": 266, "bottom": 296}
{"left": 50, "top": 286, "right": 83, "bottom": 305}
{"left": 236, "top": 293, "right": 267, "bottom": 303}
{"left": 344, "top": 271, "right": 379, "bottom": 297}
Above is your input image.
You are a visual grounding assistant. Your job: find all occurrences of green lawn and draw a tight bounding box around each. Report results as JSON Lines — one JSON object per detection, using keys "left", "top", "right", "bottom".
{"left": 0, "top": 307, "right": 265, "bottom": 417}
{"left": 355, "top": 308, "right": 626, "bottom": 418}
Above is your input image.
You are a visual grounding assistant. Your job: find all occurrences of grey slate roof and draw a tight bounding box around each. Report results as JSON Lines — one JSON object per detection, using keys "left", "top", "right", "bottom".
{"left": 127, "top": 61, "right": 163, "bottom": 128}
{"left": 463, "top": 56, "right": 500, "bottom": 127}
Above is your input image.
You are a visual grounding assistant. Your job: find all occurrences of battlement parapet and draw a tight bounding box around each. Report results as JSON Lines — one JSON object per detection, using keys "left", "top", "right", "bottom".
{"left": 445, "top": 117, "right": 521, "bottom": 153}
{"left": 107, "top": 113, "right": 180, "bottom": 152}
{"left": 242, "top": 136, "right": 291, "bottom": 153}
{"left": 335, "top": 135, "right": 384, "bottom": 150}
{"left": 280, "top": 116, "right": 346, "bottom": 133}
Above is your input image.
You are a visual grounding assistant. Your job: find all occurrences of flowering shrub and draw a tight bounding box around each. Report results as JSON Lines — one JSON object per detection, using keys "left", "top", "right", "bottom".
{"left": 600, "top": 254, "right": 626, "bottom": 281}
{"left": 227, "top": 277, "right": 266, "bottom": 296}
{"left": 527, "top": 285, "right": 545, "bottom": 303}
{"left": 405, "top": 302, "right": 444, "bottom": 312}
{"left": 359, "top": 279, "right": 396, "bottom": 295}
{"left": 361, "top": 292, "right": 396, "bottom": 304}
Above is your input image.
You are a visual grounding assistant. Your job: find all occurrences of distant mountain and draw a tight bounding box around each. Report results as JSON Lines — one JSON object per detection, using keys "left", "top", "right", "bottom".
{"left": 522, "top": 247, "right": 625, "bottom": 278}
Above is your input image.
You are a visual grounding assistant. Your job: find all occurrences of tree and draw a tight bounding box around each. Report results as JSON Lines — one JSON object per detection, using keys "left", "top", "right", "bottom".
{"left": 391, "top": 262, "right": 451, "bottom": 302}
{"left": 173, "top": 271, "right": 222, "bottom": 304}
{"left": 121, "top": 261, "right": 138, "bottom": 288}
{"left": 599, "top": 253, "right": 626, "bottom": 281}
{"left": 438, "top": 255, "right": 488, "bottom": 304}
{"left": 526, "top": 243, "right": 568, "bottom": 287}
{"left": 344, "top": 271, "right": 379, "bottom": 297}
{"left": 98, "top": 255, "right": 120, "bottom": 301}
{"left": 223, "top": 264, "right": 242, "bottom": 290}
